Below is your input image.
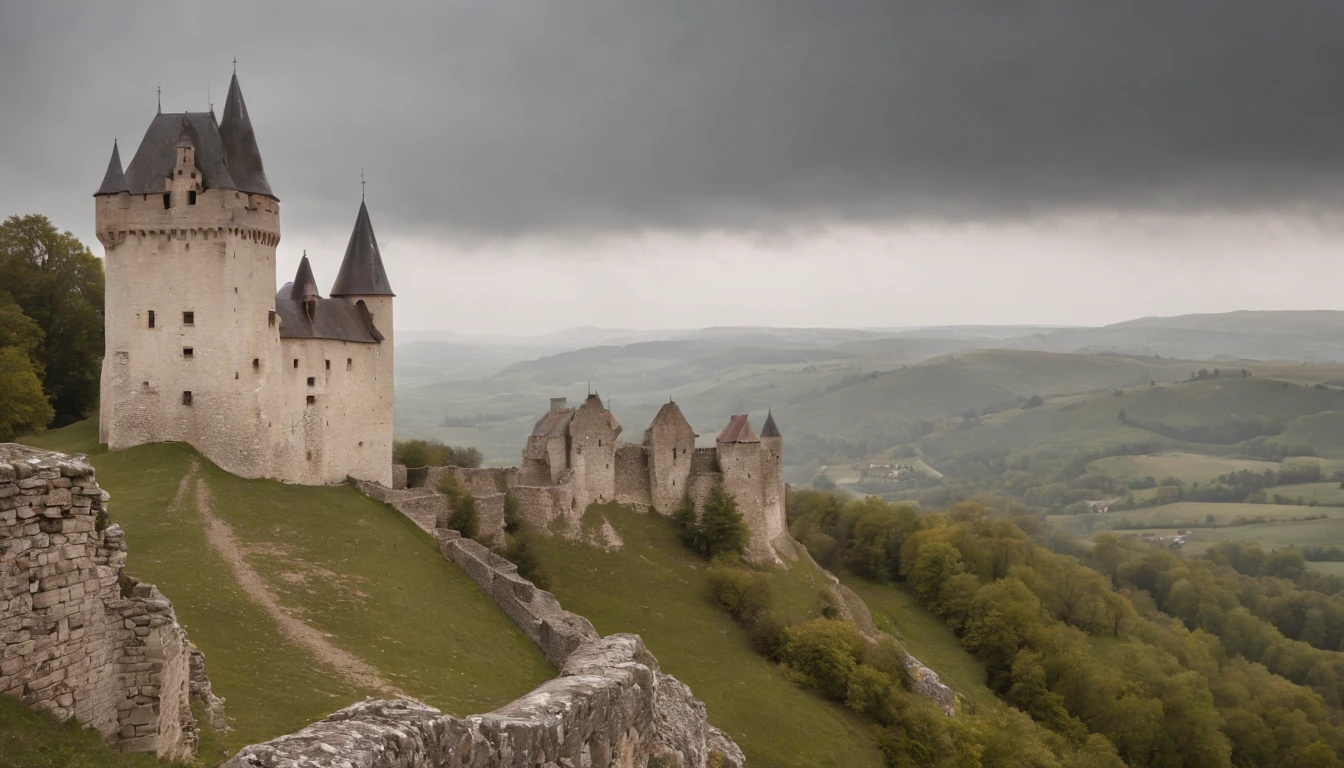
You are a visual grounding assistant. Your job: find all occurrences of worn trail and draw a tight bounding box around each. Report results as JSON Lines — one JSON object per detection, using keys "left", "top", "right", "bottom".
{"left": 188, "top": 461, "right": 401, "bottom": 696}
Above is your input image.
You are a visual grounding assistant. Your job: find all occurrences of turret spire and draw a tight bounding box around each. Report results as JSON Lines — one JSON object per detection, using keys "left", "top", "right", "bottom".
{"left": 95, "top": 140, "right": 129, "bottom": 196}
{"left": 218, "top": 70, "right": 274, "bottom": 198}
{"left": 289, "top": 252, "right": 321, "bottom": 302}
{"left": 761, "top": 410, "right": 782, "bottom": 438}
{"left": 330, "top": 200, "right": 395, "bottom": 297}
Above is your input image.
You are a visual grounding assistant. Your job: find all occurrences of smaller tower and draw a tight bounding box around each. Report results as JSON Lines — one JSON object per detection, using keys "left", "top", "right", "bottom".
{"left": 759, "top": 410, "right": 786, "bottom": 550}
{"left": 644, "top": 401, "right": 697, "bottom": 514}
{"left": 716, "top": 415, "right": 771, "bottom": 563}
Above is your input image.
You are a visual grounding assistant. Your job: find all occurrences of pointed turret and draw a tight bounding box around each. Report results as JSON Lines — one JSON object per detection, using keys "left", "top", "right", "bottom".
{"left": 331, "top": 201, "right": 395, "bottom": 297}
{"left": 95, "top": 140, "right": 129, "bottom": 196}
{"left": 760, "top": 410, "right": 781, "bottom": 438}
{"left": 288, "top": 254, "right": 320, "bottom": 302}
{"left": 218, "top": 71, "right": 274, "bottom": 198}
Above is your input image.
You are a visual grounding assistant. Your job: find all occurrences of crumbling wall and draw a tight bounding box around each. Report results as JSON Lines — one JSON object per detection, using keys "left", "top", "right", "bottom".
{"left": 614, "top": 442, "right": 651, "bottom": 510}
{"left": 221, "top": 519, "right": 746, "bottom": 768}
{"left": 0, "top": 444, "right": 201, "bottom": 759}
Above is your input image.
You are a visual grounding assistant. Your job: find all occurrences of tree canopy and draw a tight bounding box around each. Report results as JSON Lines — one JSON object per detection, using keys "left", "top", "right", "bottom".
{"left": 0, "top": 215, "right": 104, "bottom": 425}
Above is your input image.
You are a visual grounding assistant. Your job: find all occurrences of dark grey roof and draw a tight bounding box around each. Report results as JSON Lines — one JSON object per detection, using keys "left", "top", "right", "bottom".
{"left": 330, "top": 201, "right": 395, "bottom": 297}
{"left": 123, "top": 112, "right": 236, "bottom": 195}
{"left": 94, "top": 140, "right": 129, "bottom": 196}
{"left": 760, "top": 410, "right": 781, "bottom": 438}
{"left": 218, "top": 73, "right": 275, "bottom": 198}
{"left": 289, "top": 255, "right": 320, "bottom": 301}
{"left": 273, "top": 286, "right": 384, "bottom": 344}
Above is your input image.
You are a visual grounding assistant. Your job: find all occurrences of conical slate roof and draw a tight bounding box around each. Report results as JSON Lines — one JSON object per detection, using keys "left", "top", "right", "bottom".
{"left": 218, "top": 73, "right": 274, "bottom": 198}
{"left": 94, "top": 140, "right": 129, "bottom": 196}
{"left": 331, "top": 201, "right": 395, "bottom": 297}
{"left": 760, "top": 410, "right": 782, "bottom": 438}
{"left": 124, "top": 112, "right": 235, "bottom": 194}
{"left": 288, "top": 254, "right": 321, "bottom": 301}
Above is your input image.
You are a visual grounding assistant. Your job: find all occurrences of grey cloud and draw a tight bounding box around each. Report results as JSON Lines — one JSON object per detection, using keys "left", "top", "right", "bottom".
{"left": 4, "top": 0, "right": 1344, "bottom": 241}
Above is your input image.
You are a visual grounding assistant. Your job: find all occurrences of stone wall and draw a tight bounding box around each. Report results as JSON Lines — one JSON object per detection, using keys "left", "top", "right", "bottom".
{"left": 228, "top": 485, "right": 746, "bottom": 768}
{"left": 613, "top": 442, "right": 652, "bottom": 510}
{"left": 0, "top": 444, "right": 201, "bottom": 759}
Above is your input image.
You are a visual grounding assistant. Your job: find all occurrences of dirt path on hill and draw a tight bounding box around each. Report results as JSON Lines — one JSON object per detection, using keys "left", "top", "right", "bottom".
{"left": 187, "top": 461, "right": 401, "bottom": 696}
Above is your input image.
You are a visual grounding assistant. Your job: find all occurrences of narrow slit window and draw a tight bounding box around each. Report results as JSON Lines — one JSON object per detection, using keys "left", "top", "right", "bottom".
{"left": 293, "top": 359, "right": 299, "bottom": 369}
{"left": 182, "top": 391, "right": 192, "bottom": 406}
{"left": 346, "top": 358, "right": 352, "bottom": 371}
{"left": 182, "top": 311, "right": 194, "bottom": 325}
{"left": 268, "top": 311, "right": 276, "bottom": 327}
{"left": 188, "top": 190, "right": 197, "bottom": 205}
{"left": 252, "top": 358, "right": 260, "bottom": 370}
{"left": 182, "top": 347, "right": 193, "bottom": 359}
{"left": 325, "top": 359, "right": 331, "bottom": 370}
{"left": 147, "top": 310, "right": 156, "bottom": 328}
{"left": 162, "top": 193, "right": 171, "bottom": 209}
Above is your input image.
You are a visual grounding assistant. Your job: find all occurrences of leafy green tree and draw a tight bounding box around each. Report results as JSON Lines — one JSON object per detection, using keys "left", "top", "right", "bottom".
{"left": 812, "top": 470, "right": 836, "bottom": 490}
{"left": 699, "top": 483, "right": 749, "bottom": 558}
{"left": 0, "top": 215, "right": 104, "bottom": 423}
{"left": 0, "top": 293, "right": 53, "bottom": 439}
{"left": 778, "top": 618, "right": 867, "bottom": 701}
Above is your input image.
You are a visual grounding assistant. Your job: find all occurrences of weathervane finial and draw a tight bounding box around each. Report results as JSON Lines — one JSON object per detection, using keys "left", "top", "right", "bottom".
{"left": 233, "top": 57, "right": 237, "bottom": 76}
{"left": 361, "top": 167, "right": 366, "bottom": 202}
{"left": 157, "top": 83, "right": 161, "bottom": 114}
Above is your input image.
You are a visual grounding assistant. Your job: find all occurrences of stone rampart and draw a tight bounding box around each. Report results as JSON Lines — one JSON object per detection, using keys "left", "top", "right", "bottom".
{"left": 230, "top": 483, "right": 746, "bottom": 768}
{"left": 0, "top": 444, "right": 203, "bottom": 759}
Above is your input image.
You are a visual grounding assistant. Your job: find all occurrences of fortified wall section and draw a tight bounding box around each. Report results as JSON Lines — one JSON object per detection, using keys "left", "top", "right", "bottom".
{"left": 0, "top": 444, "right": 203, "bottom": 759}
{"left": 229, "top": 483, "right": 746, "bottom": 767}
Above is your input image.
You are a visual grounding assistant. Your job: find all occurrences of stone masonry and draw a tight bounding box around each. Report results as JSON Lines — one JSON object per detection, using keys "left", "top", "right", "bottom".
{"left": 0, "top": 444, "right": 202, "bottom": 759}
{"left": 399, "top": 396, "right": 789, "bottom": 565}
{"left": 223, "top": 491, "right": 745, "bottom": 768}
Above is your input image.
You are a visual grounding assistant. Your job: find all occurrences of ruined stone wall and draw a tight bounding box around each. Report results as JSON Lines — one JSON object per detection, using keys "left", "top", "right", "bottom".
{"left": 0, "top": 445, "right": 198, "bottom": 759}
{"left": 613, "top": 443, "right": 651, "bottom": 510}
{"left": 221, "top": 522, "right": 745, "bottom": 768}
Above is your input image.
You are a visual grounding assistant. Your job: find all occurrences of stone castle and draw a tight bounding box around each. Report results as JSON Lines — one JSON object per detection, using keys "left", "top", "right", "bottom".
{"left": 398, "top": 396, "right": 790, "bottom": 564}
{"left": 93, "top": 69, "right": 394, "bottom": 486}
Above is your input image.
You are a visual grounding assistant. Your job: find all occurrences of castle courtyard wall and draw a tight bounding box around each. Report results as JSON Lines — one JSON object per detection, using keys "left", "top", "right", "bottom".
{"left": 613, "top": 442, "right": 651, "bottom": 510}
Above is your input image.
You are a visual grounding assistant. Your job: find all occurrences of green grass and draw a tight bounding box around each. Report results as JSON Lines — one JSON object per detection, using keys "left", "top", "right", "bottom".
{"left": 0, "top": 695, "right": 174, "bottom": 768}
{"left": 1104, "top": 501, "right": 1341, "bottom": 529}
{"left": 1268, "top": 482, "right": 1344, "bottom": 506}
{"left": 531, "top": 505, "right": 885, "bottom": 768}
{"left": 19, "top": 422, "right": 552, "bottom": 762}
{"left": 838, "top": 576, "right": 996, "bottom": 709}
{"left": 17, "top": 416, "right": 104, "bottom": 456}
{"left": 1088, "top": 452, "right": 1279, "bottom": 485}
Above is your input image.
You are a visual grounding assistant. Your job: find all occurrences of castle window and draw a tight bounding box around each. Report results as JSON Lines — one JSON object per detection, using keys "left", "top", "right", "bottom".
{"left": 183, "top": 311, "right": 194, "bottom": 325}
{"left": 162, "top": 193, "right": 171, "bottom": 209}
{"left": 147, "top": 310, "right": 155, "bottom": 328}
{"left": 306, "top": 395, "right": 316, "bottom": 405}
{"left": 346, "top": 358, "right": 352, "bottom": 371}
{"left": 252, "top": 358, "right": 259, "bottom": 370}
{"left": 598, "top": 440, "right": 602, "bottom": 447}
{"left": 188, "top": 191, "right": 197, "bottom": 205}
{"left": 268, "top": 311, "right": 276, "bottom": 327}
{"left": 182, "top": 347, "right": 193, "bottom": 359}
{"left": 293, "top": 359, "right": 299, "bottom": 369}
{"left": 307, "top": 377, "right": 315, "bottom": 387}
{"left": 325, "top": 359, "right": 330, "bottom": 370}
{"left": 182, "top": 391, "right": 192, "bottom": 406}
{"left": 190, "top": 172, "right": 196, "bottom": 179}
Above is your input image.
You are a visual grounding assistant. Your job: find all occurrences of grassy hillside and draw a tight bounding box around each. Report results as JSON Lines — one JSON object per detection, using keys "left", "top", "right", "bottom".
{"left": 1087, "top": 452, "right": 1281, "bottom": 485}
{"left": 531, "top": 505, "right": 885, "bottom": 768}
{"left": 20, "top": 423, "right": 552, "bottom": 760}
{"left": 0, "top": 695, "right": 170, "bottom": 768}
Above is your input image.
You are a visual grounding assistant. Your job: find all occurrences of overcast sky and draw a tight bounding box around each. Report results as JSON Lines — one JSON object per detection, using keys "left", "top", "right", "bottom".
{"left": 4, "top": 1, "right": 1344, "bottom": 333}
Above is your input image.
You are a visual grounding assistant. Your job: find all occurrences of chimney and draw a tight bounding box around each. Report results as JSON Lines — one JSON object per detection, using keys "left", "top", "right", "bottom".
{"left": 550, "top": 397, "right": 568, "bottom": 413}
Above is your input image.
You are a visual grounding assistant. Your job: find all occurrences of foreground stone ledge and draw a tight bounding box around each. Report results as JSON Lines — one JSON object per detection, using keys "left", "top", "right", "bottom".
{"left": 223, "top": 635, "right": 743, "bottom": 768}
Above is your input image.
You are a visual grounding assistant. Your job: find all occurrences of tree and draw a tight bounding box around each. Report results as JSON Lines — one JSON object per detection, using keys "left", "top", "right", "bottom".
{"left": 0, "top": 293, "right": 53, "bottom": 439}
{"left": 699, "top": 483, "right": 749, "bottom": 557}
{"left": 812, "top": 470, "right": 836, "bottom": 490}
{"left": 0, "top": 215, "right": 104, "bottom": 424}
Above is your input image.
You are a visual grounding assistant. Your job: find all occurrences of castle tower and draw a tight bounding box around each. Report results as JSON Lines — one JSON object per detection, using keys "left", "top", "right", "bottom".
{"left": 325, "top": 200, "right": 396, "bottom": 483}
{"left": 644, "top": 401, "right": 697, "bottom": 514}
{"left": 759, "top": 410, "right": 786, "bottom": 550}
{"left": 715, "top": 415, "right": 772, "bottom": 563}
{"left": 568, "top": 393, "right": 622, "bottom": 507}
{"left": 95, "top": 71, "right": 282, "bottom": 478}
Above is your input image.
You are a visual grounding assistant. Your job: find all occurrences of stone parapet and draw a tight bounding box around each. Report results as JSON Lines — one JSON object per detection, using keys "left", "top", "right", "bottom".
{"left": 0, "top": 444, "right": 205, "bottom": 759}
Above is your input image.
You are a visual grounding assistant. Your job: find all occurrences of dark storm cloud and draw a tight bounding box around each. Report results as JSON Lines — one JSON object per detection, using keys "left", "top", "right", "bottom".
{"left": 4, "top": 0, "right": 1344, "bottom": 239}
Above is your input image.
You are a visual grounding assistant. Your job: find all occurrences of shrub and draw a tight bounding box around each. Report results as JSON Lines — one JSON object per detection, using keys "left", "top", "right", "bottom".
{"left": 818, "top": 588, "right": 845, "bottom": 619}
{"left": 440, "top": 476, "right": 479, "bottom": 539}
{"left": 700, "top": 483, "right": 749, "bottom": 558}
{"left": 778, "top": 618, "right": 867, "bottom": 701}
{"left": 503, "top": 494, "right": 521, "bottom": 533}
{"left": 748, "top": 610, "right": 790, "bottom": 660}
{"left": 393, "top": 438, "right": 483, "bottom": 468}
{"left": 708, "top": 566, "right": 773, "bottom": 623}
{"left": 502, "top": 529, "right": 550, "bottom": 589}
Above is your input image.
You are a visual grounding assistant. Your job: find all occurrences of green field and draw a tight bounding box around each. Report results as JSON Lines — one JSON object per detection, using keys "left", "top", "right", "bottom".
{"left": 1267, "top": 481, "right": 1344, "bottom": 506}
{"left": 1108, "top": 502, "right": 1340, "bottom": 529}
{"left": 838, "top": 576, "right": 996, "bottom": 709}
{"left": 531, "top": 505, "right": 885, "bottom": 768}
{"left": 1087, "top": 452, "right": 1279, "bottom": 485}
{"left": 21, "top": 422, "right": 552, "bottom": 760}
